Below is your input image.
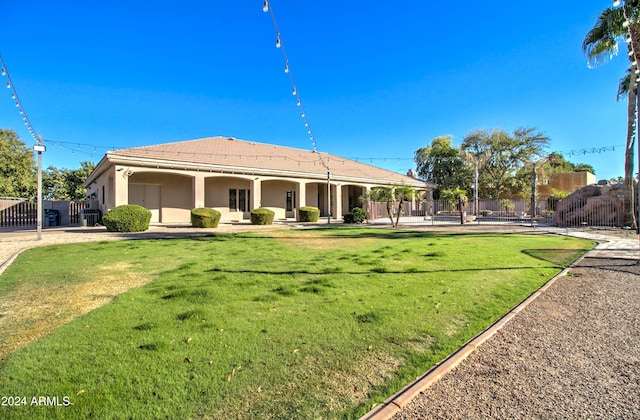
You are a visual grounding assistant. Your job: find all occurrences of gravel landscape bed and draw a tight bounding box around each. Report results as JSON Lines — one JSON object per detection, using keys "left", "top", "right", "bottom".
{"left": 394, "top": 256, "right": 640, "bottom": 419}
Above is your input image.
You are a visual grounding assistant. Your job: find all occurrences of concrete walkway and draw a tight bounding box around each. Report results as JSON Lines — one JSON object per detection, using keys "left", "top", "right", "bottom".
{"left": 363, "top": 228, "right": 639, "bottom": 419}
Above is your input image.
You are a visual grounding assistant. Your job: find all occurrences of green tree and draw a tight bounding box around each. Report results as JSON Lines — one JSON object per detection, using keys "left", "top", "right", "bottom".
{"left": 545, "top": 152, "right": 575, "bottom": 174}
{"left": 461, "top": 128, "right": 549, "bottom": 198}
{"left": 583, "top": 1, "right": 638, "bottom": 227}
{"left": 43, "top": 161, "right": 95, "bottom": 201}
{"left": 43, "top": 166, "right": 64, "bottom": 200}
{"left": 365, "top": 184, "right": 416, "bottom": 227}
{"left": 414, "top": 135, "right": 472, "bottom": 199}
{"left": 573, "top": 163, "right": 596, "bottom": 174}
{"left": 440, "top": 187, "right": 468, "bottom": 225}
{"left": 0, "top": 128, "right": 36, "bottom": 198}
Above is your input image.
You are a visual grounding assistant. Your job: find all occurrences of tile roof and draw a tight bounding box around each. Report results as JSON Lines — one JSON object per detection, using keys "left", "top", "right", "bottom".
{"left": 108, "top": 136, "right": 425, "bottom": 186}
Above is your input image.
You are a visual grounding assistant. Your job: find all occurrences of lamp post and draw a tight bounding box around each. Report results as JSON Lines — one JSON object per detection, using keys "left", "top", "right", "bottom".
{"left": 33, "top": 136, "right": 46, "bottom": 241}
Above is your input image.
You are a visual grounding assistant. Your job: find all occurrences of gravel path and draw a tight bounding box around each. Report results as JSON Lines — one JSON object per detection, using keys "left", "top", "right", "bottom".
{"left": 393, "top": 256, "right": 640, "bottom": 419}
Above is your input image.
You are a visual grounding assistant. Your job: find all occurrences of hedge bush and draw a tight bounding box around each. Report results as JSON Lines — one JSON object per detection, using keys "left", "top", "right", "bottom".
{"left": 191, "top": 208, "right": 221, "bottom": 228}
{"left": 298, "top": 206, "right": 320, "bottom": 222}
{"left": 344, "top": 207, "right": 366, "bottom": 224}
{"left": 102, "top": 204, "right": 152, "bottom": 232}
{"left": 250, "top": 208, "right": 275, "bottom": 225}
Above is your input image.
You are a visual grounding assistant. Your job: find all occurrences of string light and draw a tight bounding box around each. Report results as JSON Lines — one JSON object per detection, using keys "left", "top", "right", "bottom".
{"left": 0, "top": 53, "right": 39, "bottom": 142}
{"left": 263, "top": 1, "right": 329, "bottom": 171}
{"left": 559, "top": 145, "right": 623, "bottom": 156}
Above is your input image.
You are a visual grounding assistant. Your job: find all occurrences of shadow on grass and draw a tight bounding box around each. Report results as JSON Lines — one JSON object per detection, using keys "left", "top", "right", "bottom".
{"left": 522, "top": 248, "right": 587, "bottom": 266}
{"left": 204, "top": 265, "right": 562, "bottom": 276}
{"left": 75, "top": 227, "right": 548, "bottom": 247}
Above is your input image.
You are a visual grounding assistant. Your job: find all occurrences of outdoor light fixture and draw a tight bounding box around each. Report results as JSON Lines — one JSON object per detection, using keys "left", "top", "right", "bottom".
{"left": 284, "top": 64, "right": 289, "bottom": 73}
{"left": 614, "top": 0, "right": 620, "bottom": 6}
{"left": 263, "top": 0, "right": 269, "bottom": 12}
{"left": 276, "top": 35, "right": 281, "bottom": 48}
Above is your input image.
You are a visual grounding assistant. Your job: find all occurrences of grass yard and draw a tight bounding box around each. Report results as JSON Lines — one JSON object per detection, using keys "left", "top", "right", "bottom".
{"left": 0, "top": 227, "right": 592, "bottom": 419}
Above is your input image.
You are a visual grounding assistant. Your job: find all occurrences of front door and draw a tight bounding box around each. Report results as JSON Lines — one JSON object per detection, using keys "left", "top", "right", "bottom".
{"left": 285, "top": 190, "right": 296, "bottom": 218}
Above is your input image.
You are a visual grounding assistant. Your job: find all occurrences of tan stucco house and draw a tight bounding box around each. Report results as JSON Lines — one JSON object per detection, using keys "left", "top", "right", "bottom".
{"left": 83, "top": 136, "right": 428, "bottom": 224}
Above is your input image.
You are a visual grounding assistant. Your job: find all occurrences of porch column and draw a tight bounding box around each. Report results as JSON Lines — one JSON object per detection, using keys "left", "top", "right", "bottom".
{"left": 251, "top": 178, "right": 262, "bottom": 210}
{"left": 334, "top": 183, "right": 343, "bottom": 220}
{"left": 297, "top": 180, "right": 307, "bottom": 208}
{"left": 341, "top": 185, "right": 349, "bottom": 213}
{"left": 193, "top": 174, "right": 205, "bottom": 208}
{"left": 114, "top": 166, "right": 129, "bottom": 207}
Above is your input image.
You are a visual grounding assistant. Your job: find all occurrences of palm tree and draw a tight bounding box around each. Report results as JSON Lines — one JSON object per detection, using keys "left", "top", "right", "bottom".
{"left": 583, "top": 3, "right": 638, "bottom": 228}
{"left": 440, "top": 188, "right": 468, "bottom": 225}
{"left": 366, "top": 185, "right": 416, "bottom": 227}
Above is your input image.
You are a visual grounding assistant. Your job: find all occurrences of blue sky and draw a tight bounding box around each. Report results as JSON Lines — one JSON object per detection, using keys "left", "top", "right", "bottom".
{"left": 0, "top": 1, "right": 631, "bottom": 181}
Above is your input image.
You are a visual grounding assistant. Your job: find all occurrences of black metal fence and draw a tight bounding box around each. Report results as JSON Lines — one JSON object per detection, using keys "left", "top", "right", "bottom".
{"left": 366, "top": 197, "right": 624, "bottom": 228}
{"left": 0, "top": 199, "right": 87, "bottom": 228}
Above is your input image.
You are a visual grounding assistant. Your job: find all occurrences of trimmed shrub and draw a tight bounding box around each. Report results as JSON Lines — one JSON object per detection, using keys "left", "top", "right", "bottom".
{"left": 344, "top": 207, "right": 366, "bottom": 224}
{"left": 250, "top": 208, "right": 275, "bottom": 225}
{"left": 102, "top": 204, "right": 152, "bottom": 232}
{"left": 298, "top": 206, "right": 320, "bottom": 222}
{"left": 191, "top": 208, "right": 221, "bottom": 228}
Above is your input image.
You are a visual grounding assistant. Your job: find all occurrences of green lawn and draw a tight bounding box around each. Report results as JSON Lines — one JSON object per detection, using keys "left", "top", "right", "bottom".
{"left": 0, "top": 227, "right": 592, "bottom": 419}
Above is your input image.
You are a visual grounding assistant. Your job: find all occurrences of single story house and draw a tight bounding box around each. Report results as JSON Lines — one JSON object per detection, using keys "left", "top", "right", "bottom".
{"left": 83, "top": 136, "right": 429, "bottom": 224}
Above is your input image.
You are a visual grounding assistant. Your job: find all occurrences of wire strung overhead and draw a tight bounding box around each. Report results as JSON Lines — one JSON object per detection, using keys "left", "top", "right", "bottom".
{"left": 262, "top": 0, "right": 330, "bottom": 171}
{"left": 0, "top": 54, "right": 39, "bottom": 142}
{"left": 560, "top": 145, "right": 624, "bottom": 156}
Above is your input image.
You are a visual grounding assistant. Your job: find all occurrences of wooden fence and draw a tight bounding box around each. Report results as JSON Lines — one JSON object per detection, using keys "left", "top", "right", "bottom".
{"left": 0, "top": 200, "right": 86, "bottom": 228}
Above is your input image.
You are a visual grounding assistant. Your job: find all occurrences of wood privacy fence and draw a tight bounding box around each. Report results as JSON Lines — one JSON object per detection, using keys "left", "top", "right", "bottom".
{"left": 366, "top": 197, "right": 624, "bottom": 228}
{"left": 0, "top": 199, "right": 86, "bottom": 228}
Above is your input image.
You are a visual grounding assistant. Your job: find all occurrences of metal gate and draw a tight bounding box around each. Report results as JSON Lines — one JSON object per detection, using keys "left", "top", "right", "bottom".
{"left": 365, "top": 197, "right": 624, "bottom": 228}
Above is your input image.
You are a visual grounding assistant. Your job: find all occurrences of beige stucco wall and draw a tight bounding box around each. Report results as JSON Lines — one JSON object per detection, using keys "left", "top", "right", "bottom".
{"left": 205, "top": 176, "right": 252, "bottom": 221}
{"left": 261, "top": 179, "right": 297, "bottom": 220}
{"left": 127, "top": 171, "right": 193, "bottom": 223}
{"left": 305, "top": 183, "right": 319, "bottom": 208}
{"left": 84, "top": 167, "right": 115, "bottom": 215}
